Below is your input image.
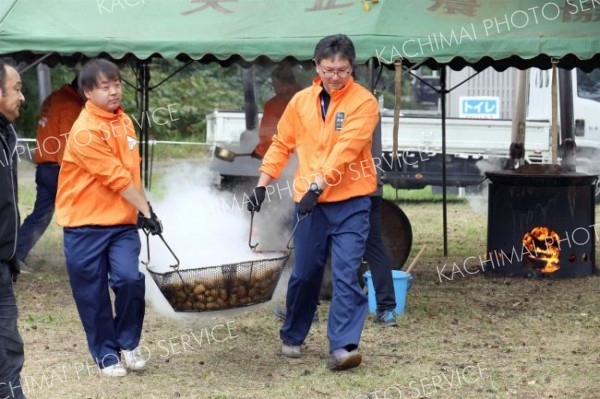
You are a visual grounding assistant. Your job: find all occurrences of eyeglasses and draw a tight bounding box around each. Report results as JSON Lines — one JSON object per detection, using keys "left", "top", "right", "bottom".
{"left": 319, "top": 66, "right": 352, "bottom": 79}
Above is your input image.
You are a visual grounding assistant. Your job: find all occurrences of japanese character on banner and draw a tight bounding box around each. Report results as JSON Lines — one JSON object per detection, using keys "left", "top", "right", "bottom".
{"left": 306, "top": 0, "right": 353, "bottom": 12}
{"left": 181, "top": 0, "right": 237, "bottom": 16}
{"left": 427, "top": 0, "right": 479, "bottom": 17}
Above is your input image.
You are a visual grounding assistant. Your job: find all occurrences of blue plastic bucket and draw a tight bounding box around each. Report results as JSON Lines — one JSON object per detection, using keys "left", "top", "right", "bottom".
{"left": 363, "top": 270, "right": 413, "bottom": 315}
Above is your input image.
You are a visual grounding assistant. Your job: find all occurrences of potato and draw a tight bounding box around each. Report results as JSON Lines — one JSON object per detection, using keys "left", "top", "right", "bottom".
{"left": 237, "top": 275, "right": 251, "bottom": 286}
{"left": 185, "top": 282, "right": 196, "bottom": 291}
{"left": 254, "top": 269, "right": 270, "bottom": 282}
{"left": 170, "top": 282, "right": 183, "bottom": 291}
{"left": 158, "top": 260, "right": 283, "bottom": 312}
{"left": 259, "top": 280, "right": 271, "bottom": 289}
{"left": 233, "top": 277, "right": 246, "bottom": 286}
{"left": 195, "top": 294, "right": 206, "bottom": 302}
{"left": 219, "top": 289, "right": 227, "bottom": 300}
{"left": 193, "top": 283, "right": 206, "bottom": 295}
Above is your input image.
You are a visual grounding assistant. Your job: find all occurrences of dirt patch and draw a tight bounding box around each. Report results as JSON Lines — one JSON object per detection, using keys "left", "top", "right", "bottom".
{"left": 14, "top": 162, "right": 600, "bottom": 398}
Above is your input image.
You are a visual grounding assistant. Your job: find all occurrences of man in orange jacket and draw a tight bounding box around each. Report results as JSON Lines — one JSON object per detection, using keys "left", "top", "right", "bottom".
{"left": 251, "top": 64, "right": 303, "bottom": 160}
{"left": 55, "top": 59, "right": 162, "bottom": 378}
{"left": 247, "top": 34, "right": 379, "bottom": 371}
{"left": 16, "top": 77, "right": 84, "bottom": 266}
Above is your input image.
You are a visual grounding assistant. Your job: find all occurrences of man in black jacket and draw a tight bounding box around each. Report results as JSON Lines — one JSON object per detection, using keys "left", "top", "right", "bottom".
{"left": 0, "top": 59, "right": 27, "bottom": 399}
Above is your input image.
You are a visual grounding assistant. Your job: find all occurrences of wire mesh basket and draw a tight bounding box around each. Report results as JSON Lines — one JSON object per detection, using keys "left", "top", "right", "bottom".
{"left": 147, "top": 252, "right": 290, "bottom": 312}
{"left": 142, "top": 210, "right": 298, "bottom": 312}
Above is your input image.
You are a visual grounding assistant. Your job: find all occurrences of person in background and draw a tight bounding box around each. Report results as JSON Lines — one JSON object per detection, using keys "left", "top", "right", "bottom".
{"left": 365, "top": 120, "right": 398, "bottom": 326}
{"left": 55, "top": 59, "right": 162, "bottom": 378}
{"left": 251, "top": 64, "right": 303, "bottom": 160}
{"left": 16, "top": 76, "right": 84, "bottom": 269}
{"left": 246, "top": 34, "right": 379, "bottom": 371}
{"left": 0, "top": 58, "right": 27, "bottom": 399}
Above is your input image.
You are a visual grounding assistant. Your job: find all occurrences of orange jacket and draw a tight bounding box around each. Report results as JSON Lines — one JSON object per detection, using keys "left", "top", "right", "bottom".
{"left": 35, "top": 84, "right": 84, "bottom": 164}
{"left": 55, "top": 101, "right": 141, "bottom": 227}
{"left": 260, "top": 77, "right": 378, "bottom": 203}
{"left": 254, "top": 83, "right": 303, "bottom": 158}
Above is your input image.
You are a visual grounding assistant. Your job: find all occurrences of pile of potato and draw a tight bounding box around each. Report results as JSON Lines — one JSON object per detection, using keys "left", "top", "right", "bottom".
{"left": 160, "top": 265, "right": 282, "bottom": 311}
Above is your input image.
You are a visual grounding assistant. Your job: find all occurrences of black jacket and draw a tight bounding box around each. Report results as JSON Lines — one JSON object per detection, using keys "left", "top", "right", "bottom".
{"left": 0, "top": 113, "right": 20, "bottom": 274}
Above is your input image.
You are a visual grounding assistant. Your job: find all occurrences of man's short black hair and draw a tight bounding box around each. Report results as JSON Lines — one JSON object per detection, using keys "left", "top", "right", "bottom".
{"left": 313, "top": 34, "right": 356, "bottom": 66}
{"left": 271, "top": 64, "right": 297, "bottom": 86}
{"left": 0, "top": 58, "right": 17, "bottom": 97}
{"left": 78, "top": 59, "right": 121, "bottom": 91}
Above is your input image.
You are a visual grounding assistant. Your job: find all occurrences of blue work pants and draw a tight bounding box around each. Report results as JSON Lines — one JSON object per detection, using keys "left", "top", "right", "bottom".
{"left": 281, "top": 196, "right": 370, "bottom": 352}
{"left": 17, "top": 163, "right": 59, "bottom": 261}
{"left": 364, "top": 196, "right": 396, "bottom": 312}
{"left": 63, "top": 225, "right": 144, "bottom": 368}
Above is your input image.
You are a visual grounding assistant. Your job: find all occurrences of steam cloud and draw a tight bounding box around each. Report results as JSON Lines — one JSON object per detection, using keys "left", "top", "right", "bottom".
{"left": 140, "top": 160, "right": 295, "bottom": 316}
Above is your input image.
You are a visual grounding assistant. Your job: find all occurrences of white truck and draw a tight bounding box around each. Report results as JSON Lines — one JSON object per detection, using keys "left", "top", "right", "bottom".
{"left": 207, "top": 67, "right": 600, "bottom": 193}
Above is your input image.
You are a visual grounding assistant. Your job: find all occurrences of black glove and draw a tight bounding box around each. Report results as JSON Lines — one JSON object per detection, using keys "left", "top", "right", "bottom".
{"left": 250, "top": 150, "right": 263, "bottom": 160}
{"left": 141, "top": 203, "right": 163, "bottom": 235}
{"left": 298, "top": 190, "right": 320, "bottom": 215}
{"left": 247, "top": 186, "right": 267, "bottom": 212}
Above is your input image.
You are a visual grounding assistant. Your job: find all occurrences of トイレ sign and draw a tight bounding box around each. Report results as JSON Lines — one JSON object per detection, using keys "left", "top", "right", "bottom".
{"left": 459, "top": 96, "right": 500, "bottom": 119}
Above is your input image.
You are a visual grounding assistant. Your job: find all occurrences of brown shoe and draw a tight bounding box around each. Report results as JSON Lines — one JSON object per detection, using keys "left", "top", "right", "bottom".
{"left": 327, "top": 349, "right": 362, "bottom": 371}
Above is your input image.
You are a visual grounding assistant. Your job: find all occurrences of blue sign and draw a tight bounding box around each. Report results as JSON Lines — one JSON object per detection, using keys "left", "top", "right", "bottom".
{"left": 459, "top": 97, "right": 500, "bottom": 119}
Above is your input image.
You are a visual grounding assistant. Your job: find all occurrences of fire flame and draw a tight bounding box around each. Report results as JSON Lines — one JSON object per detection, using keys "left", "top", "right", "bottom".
{"left": 522, "top": 227, "right": 560, "bottom": 273}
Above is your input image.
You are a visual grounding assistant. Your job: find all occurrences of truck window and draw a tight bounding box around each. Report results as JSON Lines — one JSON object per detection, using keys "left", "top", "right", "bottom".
{"left": 577, "top": 69, "right": 600, "bottom": 103}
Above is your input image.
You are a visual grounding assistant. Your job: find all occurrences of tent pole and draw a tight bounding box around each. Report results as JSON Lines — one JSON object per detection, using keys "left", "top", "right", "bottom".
{"left": 137, "top": 60, "right": 151, "bottom": 189}
{"left": 559, "top": 67, "right": 576, "bottom": 172}
{"left": 242, "top": 66, "right": 258, "bottom": 131}
{"left": 36, "top": 63, "right": 51, "bottom": 105}
{"left": 440, "top": 66, "right": 448, "bottom": 258}
{"left": 510, "top": 69, "right": 529, "bottom": 169}
{"left": 551, "top": 61, "right": 559, "bottom": 165}
{"left": 367, "top": 58, "right": 374, "bottom": 92}
{"left": 392, "top": 60, "right": 402, "bottom": 170}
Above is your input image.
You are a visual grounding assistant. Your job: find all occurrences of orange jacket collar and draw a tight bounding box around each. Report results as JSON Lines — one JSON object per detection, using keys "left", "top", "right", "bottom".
{"left": 311, "top": 76, "right": 356, "bottom": 98}
{"left": 85, "top": 100, "right": 124, "bottom": 120}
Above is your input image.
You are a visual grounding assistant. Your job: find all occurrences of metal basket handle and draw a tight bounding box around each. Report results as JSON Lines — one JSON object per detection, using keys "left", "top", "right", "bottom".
{"left": 141, "top": 230, "right": 181, "bottom": 271}
{"left": 249, "top": 211, "right": 307, "bottom": 252}
{"left": 286, "top": 213, "right": 308, "bottom": 250}
{"left": 249, "top": 210, "right": 259, "bottom": 251}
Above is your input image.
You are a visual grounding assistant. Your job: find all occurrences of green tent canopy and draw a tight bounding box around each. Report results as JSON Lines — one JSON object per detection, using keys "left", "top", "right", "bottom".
{"left": 1, "top": 0, "right": 599, "bottom": 70}
{"left": 2, "top": 0, "right": 598, "bottom": 256}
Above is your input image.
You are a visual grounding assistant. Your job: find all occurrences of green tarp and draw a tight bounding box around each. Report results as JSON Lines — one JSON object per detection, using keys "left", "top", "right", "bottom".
{"left": 1, "top": 0, "right": 599, "bottom": 69}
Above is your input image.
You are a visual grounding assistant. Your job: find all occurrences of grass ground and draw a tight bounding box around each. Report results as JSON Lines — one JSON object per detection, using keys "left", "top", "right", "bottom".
{"left": 13, "top": 160, "right": 600, "bottom": 399}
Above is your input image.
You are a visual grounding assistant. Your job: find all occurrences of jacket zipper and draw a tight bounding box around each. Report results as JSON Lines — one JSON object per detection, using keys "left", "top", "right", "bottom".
{"left": 0, "top": 126, "right": 19, "bottom": 259}
{"left": 318, "top": 90, "right": 330, "bottom": 170}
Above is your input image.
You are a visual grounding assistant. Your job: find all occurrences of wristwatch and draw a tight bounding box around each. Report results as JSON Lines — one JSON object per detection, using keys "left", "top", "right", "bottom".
{"left": 309, "top": 182, "right": 323, "bottom": 196}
